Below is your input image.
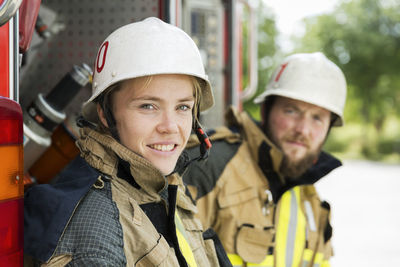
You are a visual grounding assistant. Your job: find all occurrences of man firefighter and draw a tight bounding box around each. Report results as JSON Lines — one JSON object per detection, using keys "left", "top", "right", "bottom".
{"left": 183, "top": 52, "right": 347, "bottom": 267}
{"left": 24, "top": 17, "right": 231, "bottom": 266}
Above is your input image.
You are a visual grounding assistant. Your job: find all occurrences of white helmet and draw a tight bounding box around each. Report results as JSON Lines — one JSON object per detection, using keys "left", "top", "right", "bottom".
{"left": 254, "top": 52, "right": 347, "bottom": 126}
{"left": 82, "top": 17, "right": 214, "bottom": 122}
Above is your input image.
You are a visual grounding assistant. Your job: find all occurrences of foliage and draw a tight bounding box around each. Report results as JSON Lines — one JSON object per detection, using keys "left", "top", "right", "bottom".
{"left": 245, "top": 0, "right": 400, "bottom": 161}
{"left": 296, "top": 0, "right": 400, "bottom": 132}
{"left": 324, "top": 116, "right": 400, "bottom": 162}
{"left": 241, "top": 0, "right": 400, "bottom": 161}
{"left": 300, "top": 0, "right": 400, "bottom": 160}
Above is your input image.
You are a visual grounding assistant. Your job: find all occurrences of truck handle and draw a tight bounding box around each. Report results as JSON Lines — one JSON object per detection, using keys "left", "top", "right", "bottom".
{"left": 239, "top": 0, "right": 258, "bottom": 102}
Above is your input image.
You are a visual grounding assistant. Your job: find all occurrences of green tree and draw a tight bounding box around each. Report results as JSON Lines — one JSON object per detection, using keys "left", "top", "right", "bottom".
{"left": 293, "top": 0, "right": 400, "bottom": 159}
{"left": 295, "top": 0, "right": 400, "bottom": 129}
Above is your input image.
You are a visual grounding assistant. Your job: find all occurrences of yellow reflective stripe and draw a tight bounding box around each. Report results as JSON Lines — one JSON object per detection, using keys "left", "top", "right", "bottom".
{"left": 314, "top": 252, "right": 324, "bottom": 265}
{"left": 303, "top": 248, "right": 313, "bottom": 261}
{"left": 248, "top": 255, "right": 274, "bottom": 266}
{"left": 228, "top": 253, "right": 274, "bottom": 267}
{"left": 302, "top": 249, "right": 326, "bottom": 267}
{"left": 228, "top": 254, "right": 243, "bottom": 266}
{"left": 175, "top": 213, "right": 198, "bottom": 267}
{"left": 293, "top": 188, "right": 307, "bottom": 266}
{"left": 276, "top": 187, "right": 307, "bottom": 267}
{"left": 275, "top": 188, "right": 291, "bottom": 266}
{"left": 302, "top": 248, "right": 313, "bottom": 267}
{"left": 321, "top": 259, "right": 331, "bottom": 267}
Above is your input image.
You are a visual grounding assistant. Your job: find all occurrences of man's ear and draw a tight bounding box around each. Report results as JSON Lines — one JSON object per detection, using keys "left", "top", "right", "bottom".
{"left": 97, "top": 103, "right": 109, "bottom": 127}
{"left": 260, "top": 103, "right": 267, "bottom": 125}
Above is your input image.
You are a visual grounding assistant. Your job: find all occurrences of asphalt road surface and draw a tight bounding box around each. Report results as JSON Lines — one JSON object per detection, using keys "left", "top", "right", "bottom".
{"left": 316, "top": 160, "right": 400, "bottom": 266}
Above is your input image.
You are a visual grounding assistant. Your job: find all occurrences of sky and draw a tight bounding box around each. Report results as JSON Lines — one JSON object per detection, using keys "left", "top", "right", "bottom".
{"left": 262, "top": 0, "right": 340, "bottom": 52}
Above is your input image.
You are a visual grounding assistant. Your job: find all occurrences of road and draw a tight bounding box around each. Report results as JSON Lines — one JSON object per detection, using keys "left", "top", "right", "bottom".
{"left": 316, "top": 160, "right": 400, "bottom": 266}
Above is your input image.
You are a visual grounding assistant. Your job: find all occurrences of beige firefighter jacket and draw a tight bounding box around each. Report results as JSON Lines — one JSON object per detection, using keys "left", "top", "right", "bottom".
{"left": 183, "top": 107, "right": 340, "bottom": 267}
{"left": 42, "top": 127, "right": 221, "bottom": 266}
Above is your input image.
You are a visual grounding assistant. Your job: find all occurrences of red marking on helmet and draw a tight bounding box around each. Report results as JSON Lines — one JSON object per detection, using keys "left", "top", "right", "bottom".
{"left": 275, "top": 62, "right": 289, "bottom": 82}
{"left": 96, "top": 41, "right": 109, "bottom": 73}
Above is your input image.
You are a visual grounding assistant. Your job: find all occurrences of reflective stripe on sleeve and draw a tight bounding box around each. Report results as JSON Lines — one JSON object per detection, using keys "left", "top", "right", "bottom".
{"left": 302, "top": 248, "right": 313, "bottom": 267}
{"left": 228, "top": 253, "right": 273, "bottom": 267}
{"left": 320, "top": 259, "right": 331, "bottom": 267}
{"left": 302, "top": 248, "right": 326, "bottom": 267}
{"left": 228, "top": 253, "right": 244, "bottom": 266}
{"left": 313, "top": 251, "right": 324, "bottom": 266}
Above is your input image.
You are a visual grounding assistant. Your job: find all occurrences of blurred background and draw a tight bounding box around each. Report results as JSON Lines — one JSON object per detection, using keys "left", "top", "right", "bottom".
{"left": 250, "top": 0, "right": 400, "bottom": 265}
{"left": 246, "top": 0, "right": 400, "bottom": 163}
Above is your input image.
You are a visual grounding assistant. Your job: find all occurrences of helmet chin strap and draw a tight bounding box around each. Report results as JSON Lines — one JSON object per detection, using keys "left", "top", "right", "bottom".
{"left": 193, "top": 107, "right": 212, "bottom": 159}
{"left": 181, "top": 118, "right": 212, "bottom": 170}
{"left": 193, "top": 121, "right": 212, "bottom": 160}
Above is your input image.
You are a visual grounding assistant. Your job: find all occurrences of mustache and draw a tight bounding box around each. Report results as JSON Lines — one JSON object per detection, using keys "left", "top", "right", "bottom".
{"left": 283, "top": 134, "right": 310, "bottom": 148}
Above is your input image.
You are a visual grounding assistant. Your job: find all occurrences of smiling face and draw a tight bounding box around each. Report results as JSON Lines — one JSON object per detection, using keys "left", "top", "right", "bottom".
{"left": 265, "top": 96, "right": 331, "bottom": 178}
{"left": 98, "top": 74, "right": 195, "bottom": 175}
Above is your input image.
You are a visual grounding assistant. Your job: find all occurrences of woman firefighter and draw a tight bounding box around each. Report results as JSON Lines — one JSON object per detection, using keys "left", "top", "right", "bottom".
{"left": 24, "top": 17, "right": 230, "bottom": 267}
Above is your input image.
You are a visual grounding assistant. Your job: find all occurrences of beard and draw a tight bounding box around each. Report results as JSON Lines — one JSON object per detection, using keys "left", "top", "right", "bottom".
{"left": 266, "top": 127, "right": 323, "bottom": 179}
{"left": 279, "top": 146, "right": 321, "bottom": 179}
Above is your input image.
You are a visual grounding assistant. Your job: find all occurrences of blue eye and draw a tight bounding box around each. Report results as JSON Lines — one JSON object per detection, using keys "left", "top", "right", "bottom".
{"left": 178, "top": 104, "right": 191, "bottom": 111}
{"left": 140, "top": 104, "right": 155, "bottom": 110}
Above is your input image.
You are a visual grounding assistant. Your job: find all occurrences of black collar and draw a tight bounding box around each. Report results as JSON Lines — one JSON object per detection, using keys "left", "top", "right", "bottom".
{"left": 258, "top": 141, "right": 342, "bottom": 202}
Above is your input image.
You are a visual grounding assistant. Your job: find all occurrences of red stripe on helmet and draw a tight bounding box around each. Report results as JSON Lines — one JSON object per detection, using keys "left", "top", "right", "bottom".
{"left": 275, "top": 62, "right": 288, "bottom": 82}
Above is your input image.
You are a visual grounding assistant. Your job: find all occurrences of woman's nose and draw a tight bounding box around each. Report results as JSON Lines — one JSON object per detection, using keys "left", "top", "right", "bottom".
{"left": 156, "top": 111, "right": 179, "bottom": 134}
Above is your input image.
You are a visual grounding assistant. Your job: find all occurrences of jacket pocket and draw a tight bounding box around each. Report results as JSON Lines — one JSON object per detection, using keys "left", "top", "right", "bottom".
{"left": 136, "top": 235, "right": 178, "bottom": 267}
{"left": 217, "top": 186, "right": 258, "bottom": 208}
{"left": 235, "top": 225, "right": 275, "bottom": 264}
{"left": 180, "top": 216, "right": 204, "bottom": 250}
{"left": 217, "top": 186, "right": 273, "bottom": 228}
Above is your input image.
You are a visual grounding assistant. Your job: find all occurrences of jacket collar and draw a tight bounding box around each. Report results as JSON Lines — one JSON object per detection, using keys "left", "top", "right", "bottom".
{"left": 168, "top": 173, "right": 198, "bottom": 213}
{"left": 76, "top": 127, "right": 168, "bottom": 201}
{"left": 76, "top": 127, "right": 197, "bottom": 212}
{"left": 225, "top": 107, "right": 284, "bottom": 177}
{"left": 224, "top": 106, "right": 342, "bottom": 190}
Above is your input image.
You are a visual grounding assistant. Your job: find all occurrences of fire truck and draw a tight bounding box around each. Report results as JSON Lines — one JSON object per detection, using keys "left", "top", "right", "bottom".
{"left": 0, "top": 0, "right": 258, "bottom": 265}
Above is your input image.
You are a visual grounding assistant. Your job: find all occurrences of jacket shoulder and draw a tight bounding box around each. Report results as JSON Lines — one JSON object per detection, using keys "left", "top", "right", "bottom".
{"left": 183, "top": 128, "right": 242, "bottom": 199}
{"left": 53, "top": 178, "right": 126, "bottom": 265}
{"left": 24, "top": 156, "right": 100, "bottom": 262}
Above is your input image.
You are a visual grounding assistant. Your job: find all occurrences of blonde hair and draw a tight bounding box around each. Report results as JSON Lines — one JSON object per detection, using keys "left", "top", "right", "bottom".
{"left": 190, "top": 76, "right": 204, "bottom": 127}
